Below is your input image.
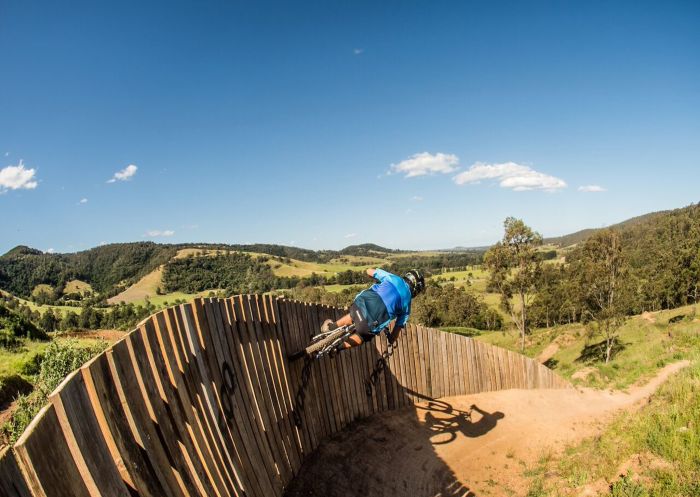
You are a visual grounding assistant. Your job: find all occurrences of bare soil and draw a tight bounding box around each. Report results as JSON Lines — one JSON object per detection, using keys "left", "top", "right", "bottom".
{"left": 61, "top": 329, "right": 128, "bottom": 342}
{"left": 285, "top": 361, "right": 688, "bottom": 497}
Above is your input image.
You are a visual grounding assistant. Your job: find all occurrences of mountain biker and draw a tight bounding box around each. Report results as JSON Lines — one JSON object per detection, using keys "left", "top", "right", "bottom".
{"left": 320, "top": 268, "right": 425, "bottom": 353}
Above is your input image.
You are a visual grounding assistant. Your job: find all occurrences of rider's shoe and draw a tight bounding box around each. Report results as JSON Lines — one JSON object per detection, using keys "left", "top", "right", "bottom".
{"left": 320, "top": 319, "right": 337, "bottom": 333}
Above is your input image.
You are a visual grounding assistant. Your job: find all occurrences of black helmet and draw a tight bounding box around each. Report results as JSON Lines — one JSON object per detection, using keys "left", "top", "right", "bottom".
{"left": 403, "top": 269, "right": 425, "bottom": 297}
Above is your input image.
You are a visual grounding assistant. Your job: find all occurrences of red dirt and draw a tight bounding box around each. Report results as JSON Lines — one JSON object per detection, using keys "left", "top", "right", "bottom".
{"left": 284, "top": 361, "right": 689, "bottom": 497}
{"left": 61, "top": 329, "right": 127, "bottom": 342}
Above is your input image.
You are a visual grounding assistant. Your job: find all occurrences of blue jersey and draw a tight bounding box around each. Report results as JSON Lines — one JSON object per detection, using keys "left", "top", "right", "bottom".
{"left": 369, "top": 269, "right": 412, "bottom": 330}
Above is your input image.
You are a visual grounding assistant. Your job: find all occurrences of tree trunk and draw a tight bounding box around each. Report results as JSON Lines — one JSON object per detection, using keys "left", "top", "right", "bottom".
{"left": 520, "top": 291, "right": 526, "bottom": 351}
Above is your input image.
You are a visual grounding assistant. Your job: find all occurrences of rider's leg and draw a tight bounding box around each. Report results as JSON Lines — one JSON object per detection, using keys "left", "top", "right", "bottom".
{"left": 336, "top": 332, "right": 363, "bottom": 350}
{"left": 321, "top": 313, "right": 352, "bottom": 332}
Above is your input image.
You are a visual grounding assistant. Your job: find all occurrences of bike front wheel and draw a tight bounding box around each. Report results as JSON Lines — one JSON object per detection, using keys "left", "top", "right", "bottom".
{"left": 304, "top": 327, "right": 351, "bottom": 356}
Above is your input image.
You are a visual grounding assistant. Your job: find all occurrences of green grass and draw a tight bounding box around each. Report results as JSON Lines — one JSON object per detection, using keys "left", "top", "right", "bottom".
{"left": 0, "top": 341, "right": 49, "bottom": 379}
{"left": 62, "top": 279, "right": 92, "bottom": 295}
{"left": 0, "top": 290, "right": 84, "bottom": 317}
{"left": 476, "top": 304, "right": 700, "bottom": 390}
{"left": 525, "top": 359, "right": 700, "bottom": 496}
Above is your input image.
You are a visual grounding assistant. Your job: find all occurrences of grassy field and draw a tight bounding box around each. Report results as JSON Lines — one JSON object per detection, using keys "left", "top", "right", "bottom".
{"left": 0, "top": 342, "right": 48, "bottom": 379}
{"left": 62, "top": 279, "right": 93, "bottom": 294}
{"left": 108, "top": 266, "right": 164, "bottom": 304}
{"left": 476, "top": 304, "right": 700, "bottom": 390}
{"left": 0, "top": 290, "right": 84, "bottom": 316}
{"left": 525, "top": 359, "right": 700, "bottom": 496}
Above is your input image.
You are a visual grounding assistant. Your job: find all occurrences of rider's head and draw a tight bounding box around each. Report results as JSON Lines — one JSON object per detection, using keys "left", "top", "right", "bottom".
{"left": 403, "top": 269, "right": 425, "bottom": 297}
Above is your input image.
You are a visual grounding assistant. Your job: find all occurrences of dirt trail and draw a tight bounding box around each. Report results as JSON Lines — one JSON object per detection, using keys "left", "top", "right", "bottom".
{"left": 285, "top": 361, "right": 689, "bottom": 497}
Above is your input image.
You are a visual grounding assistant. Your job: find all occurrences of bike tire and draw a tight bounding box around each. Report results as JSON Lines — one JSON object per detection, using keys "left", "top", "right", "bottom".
{"left": 304, "top": 328, "right": 349, "bottom": 356}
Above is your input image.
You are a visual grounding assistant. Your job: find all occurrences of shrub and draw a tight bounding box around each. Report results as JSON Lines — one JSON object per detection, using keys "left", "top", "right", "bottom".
{"left": 3, "top": 339, "right": 108, "bottom": 444}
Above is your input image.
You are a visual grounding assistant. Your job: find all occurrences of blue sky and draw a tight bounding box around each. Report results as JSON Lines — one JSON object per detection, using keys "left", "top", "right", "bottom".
{"left": 1, "top": 0, "right": 698, "bottom": 253}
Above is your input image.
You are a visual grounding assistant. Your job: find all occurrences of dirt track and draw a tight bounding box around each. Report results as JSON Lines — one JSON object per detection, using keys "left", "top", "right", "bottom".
{"left": 284, "top": 362, "right": 688, "bottom": 497}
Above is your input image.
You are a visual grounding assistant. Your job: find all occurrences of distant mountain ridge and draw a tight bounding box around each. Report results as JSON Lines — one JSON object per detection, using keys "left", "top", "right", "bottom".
{"left": 544, "top": 210, "right": 671, "bottom": 247}
{"left": 2, "top": 201, "right": 698, "bottom": 300}
{"left": 0, "top": 241, "right": 404, "bottom": 299}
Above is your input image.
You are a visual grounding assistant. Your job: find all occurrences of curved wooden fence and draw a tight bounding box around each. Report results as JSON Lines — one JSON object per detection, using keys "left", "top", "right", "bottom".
{"left": 0, "top": 296, "right": 568, "bottom": 497}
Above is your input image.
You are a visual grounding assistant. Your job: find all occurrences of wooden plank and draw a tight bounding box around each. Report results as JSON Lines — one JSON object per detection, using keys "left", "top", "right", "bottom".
{"left": 83, "top": 352, "right": 171, "bottom": 497}
{"left": 0, "top": 447, "right": 31, "bottom": 497}
{"left": 291, "top": 301, "right": 327, "bottom": 446}
{"left": 149, "top": 312, "right": 230, "bottom": 497}
{"left": 49, "top": 370, "right": 132, "bottom": 497}
{"left": 130, "top": 325, "right": 219, "bottom": 497}
{"left": 288, "top": 301, "right": 323, "bottom": 450}
{"left": 221, "top": 298, "right": 283, "bottom": 496}
{"left": 420, "top": 327, "right": 433, "bottom": 398}
{"left": 157, "top": 308, "right": 233, "bottom": 497}
{"left": 372, "top": 333, "right": 388, "bottom": 414}
{"left": 235, "top": 296, "right": 293, "bottom": 485}
{"left": 258, "top": 296, "right": 303, "bottom": 474}
{"left": 317, "top": 305, "right": 347, "bottom": 430}
{"left": 414, "top": 325, "right": 430, "bottom": 397}
{"left": 391, "top": 324, "right": 407, "bottom": 404}
{"left": 304, "top": 303, "right": 336, "bottom": 436}
{"left": 445, "top": 331, "right": 456, "bottom": 397}
{"left": 424, "top": 328, "right": 435, "bottom": 399}
{"left": 463, "top": 338, "right": 474, "bottom": 394}
{"left": 14, "top": 404, "right": 91, "bottom": 497}
{"left": 278, "top": 300, "right": 315, "bottom": 454}
{"left": 403, "top": 325, "right": 417, "bottom": 400}
{"left": 217, "top": 299, "right": 283, "bottom": 497}
{"left": 108, "top": 338, "right": 193, "bottom": 497}
{"left": 472, "top": 340, "right": 487, "bottom": 391}
{"left": 453, "top": 335, "right": 466, "bottom": 396}
{"left": 386, "top": 327, "right": 402, "bottom": 409}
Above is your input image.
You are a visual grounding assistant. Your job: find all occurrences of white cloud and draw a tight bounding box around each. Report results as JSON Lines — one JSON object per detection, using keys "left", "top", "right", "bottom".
{"left": 79, "top": 198, "right": 88, "bottom": 204}
{"left": 99, "top": 241, "right": 107, "bottom": 246}
{"left": 46, "top": 248, "right": 55, "bottom": 254}
{"left": 145, "top": 229, "right": 175, "bottom": 237}
{"left": 0, "top": 160, "right": 38, "bottom": 192}
{"left": 353, "top": 48, "right": 364, "bottom": 55}
{"left": 344, "top": 233, "right": 357, "bottom": 239}
{"left": 107, "top": 164, "right": 138, "bottom": 183}
{"left": 390, "top": 152, "right": 459, "bottom": 178}
{"left": 411, "top": 195, "right": 423, "bottom": 201}
{"left": 578, "top": 185, "right": 606, "bottom": 192}
{"left": 453, "top": 161, "right": 567, "bottom": 191}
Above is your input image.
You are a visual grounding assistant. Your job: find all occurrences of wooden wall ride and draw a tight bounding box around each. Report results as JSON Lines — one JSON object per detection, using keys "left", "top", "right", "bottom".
{"left": 0, "top": 296, "right": 569, "bottom": 497}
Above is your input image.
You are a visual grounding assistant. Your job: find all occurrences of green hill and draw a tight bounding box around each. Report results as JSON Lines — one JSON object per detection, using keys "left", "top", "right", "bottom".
{"left": 545, "top": 209, "right": 676, "bottom": 247}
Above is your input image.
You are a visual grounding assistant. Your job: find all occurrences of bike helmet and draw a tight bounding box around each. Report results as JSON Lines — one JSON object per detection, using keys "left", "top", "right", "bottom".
{"left": 403, "top": 269, "right": 425, "bottom": 297}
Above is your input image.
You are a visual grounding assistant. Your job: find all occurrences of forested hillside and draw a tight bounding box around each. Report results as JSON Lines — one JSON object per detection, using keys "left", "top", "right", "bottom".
{"left": 0, "top": 243, "right": 176, "bottom": 298}
{"left": 532, "top": 202, "right": 700, "bottom": 325}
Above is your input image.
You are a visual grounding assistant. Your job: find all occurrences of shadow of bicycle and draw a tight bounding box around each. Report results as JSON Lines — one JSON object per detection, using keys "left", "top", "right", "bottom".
{"left": 413, "top": 395, "right": 505, "bottom": 445}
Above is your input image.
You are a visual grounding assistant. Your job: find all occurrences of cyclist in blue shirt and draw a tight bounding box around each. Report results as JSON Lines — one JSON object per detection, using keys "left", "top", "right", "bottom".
{"left": 321, "top": 268, "right": 425, "bottom": 352}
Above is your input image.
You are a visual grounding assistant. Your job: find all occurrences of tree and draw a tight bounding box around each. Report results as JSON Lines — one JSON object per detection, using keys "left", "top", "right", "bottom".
{"left": 484, "top": 217, "right": 542, "bottom": 351}
{"left": 39, "top": 309, "right": 59, "bottom": 333}
{"left": 572, "top": 230, "right": 630, "bottom": 363}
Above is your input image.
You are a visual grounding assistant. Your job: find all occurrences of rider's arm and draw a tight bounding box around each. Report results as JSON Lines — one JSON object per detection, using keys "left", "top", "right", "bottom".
{"left": 388, "top": 323, "right": 403, "bottom": 344}
{"left": 368, "top": 268, "right": 391, "bottom": 281}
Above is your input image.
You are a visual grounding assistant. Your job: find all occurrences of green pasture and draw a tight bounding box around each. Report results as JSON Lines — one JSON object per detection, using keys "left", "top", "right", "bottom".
{"left": 477, "top": 304, "right": 700, "bottom": 390}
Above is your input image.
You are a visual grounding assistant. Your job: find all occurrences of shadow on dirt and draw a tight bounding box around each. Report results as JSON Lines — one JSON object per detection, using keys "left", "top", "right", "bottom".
{"left": 283, "top": 372, "right": 498, "bottom": 496}
{"left": 419, "top": 399, "right": 504, "bottom": 445}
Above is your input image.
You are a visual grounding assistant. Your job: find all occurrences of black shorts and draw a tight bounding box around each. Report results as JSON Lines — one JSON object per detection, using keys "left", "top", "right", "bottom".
{"left": 349, "top": 290, "right": 390, "bottom": 342}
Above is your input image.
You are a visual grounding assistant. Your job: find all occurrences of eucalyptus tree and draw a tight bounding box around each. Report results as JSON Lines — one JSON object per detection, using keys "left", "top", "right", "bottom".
{"left": 571, "top": 229, "right": 631, "bottom": 363}
{"left": 484, "top": 217, "right": 543, "bottom": 351}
